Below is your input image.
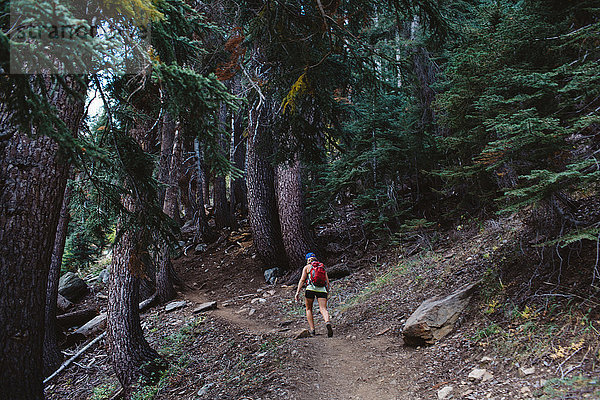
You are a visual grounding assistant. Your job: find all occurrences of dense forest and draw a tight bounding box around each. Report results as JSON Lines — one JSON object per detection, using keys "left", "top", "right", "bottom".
{"left": 1, "top": 0, "right": 599, "bottom": 399}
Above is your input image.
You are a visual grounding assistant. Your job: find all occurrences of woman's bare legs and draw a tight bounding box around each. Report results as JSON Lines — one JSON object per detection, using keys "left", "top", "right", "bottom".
{"left": 317, "top": 297, "right": 333, "bottom": 337}
{"left": 305, "top": 297, "right": 315, "bottom": 332}
{"left": 317, "top": 297, "right": 330, "bottom": 323}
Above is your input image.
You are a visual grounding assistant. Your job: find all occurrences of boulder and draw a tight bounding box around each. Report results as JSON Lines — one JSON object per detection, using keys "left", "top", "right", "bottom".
{"left": 57, "top": 294, "right": 73, "bottom": 312}
{"left": 326, "top": 263, "right": 353, "bottom": 280}
{"left": 402, "top": 282, "right": 478, "bottom": 346}
{"left": 58, "top": 272, "right": 88, "bottom": 302}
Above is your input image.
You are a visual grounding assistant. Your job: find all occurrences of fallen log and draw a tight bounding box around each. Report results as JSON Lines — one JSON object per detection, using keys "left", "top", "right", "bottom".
{"left": 139, "top": 291, "right": 158, "bottom": 312}
{"left": 57, "top": 307, "right": 98, "bottom": 329}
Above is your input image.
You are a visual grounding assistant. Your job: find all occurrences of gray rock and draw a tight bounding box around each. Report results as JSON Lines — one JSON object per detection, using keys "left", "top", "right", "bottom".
{"left": 58, "top": 272, "right": 88, "bottom": 302}
{"left": 56, "top": 294, "right": 73, "bottom": 312}
{"left": 468, "top": 368, "right": 493, "bottom": 382}
{"left": 197, "top": 383, "right": 214, "bottom": 397}
{"left": 327, "top": 263, "right": 353, "bottom": 280}
{"left": 437, "top": 386, "right": 454, "bottom": 399}
{"left": 193, "top": 301, "right": 217, "bottom": 314}
{"left": 403, "top": 282, "right": 478, "bottom": 346}
{"left": 97, "top": 268, "right": 109, "bottom": 284}
{"left": 519, "top": 366, "right": 535, "bottom": 377}
{"left": 165, "top": 300, "right": 187, "bottom": 312}
{"left": 195, "top": 243, "right": 208, "bottom": 252}
{"left": 264, "top": 267, "right": 280, "bottom": 285}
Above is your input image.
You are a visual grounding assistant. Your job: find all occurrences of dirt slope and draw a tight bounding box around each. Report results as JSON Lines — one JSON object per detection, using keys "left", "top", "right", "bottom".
{"left": 46, "top": 218, "right": 600, "bottom": 399}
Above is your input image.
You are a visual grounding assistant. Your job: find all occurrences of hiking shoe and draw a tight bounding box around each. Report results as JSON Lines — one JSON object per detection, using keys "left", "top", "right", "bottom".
{"left": 326, "top": 323, "right": 333, "bottom": 337}
{"left": 310, "top": 329, "right": 316, "bottom": 336}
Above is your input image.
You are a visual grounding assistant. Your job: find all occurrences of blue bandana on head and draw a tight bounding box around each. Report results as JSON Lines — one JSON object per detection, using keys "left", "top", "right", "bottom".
{"left": 305, "top": 252, "right": 316, "bottom": 261}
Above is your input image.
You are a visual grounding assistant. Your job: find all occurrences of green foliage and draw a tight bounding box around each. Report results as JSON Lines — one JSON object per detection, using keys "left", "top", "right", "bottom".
{"left": 433, "top": 0, "right": 600, "bottom": 240}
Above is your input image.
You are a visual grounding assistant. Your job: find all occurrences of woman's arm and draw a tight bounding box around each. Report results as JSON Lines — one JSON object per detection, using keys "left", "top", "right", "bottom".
{"left": 295, "top": 266, "right": 308, "bottom": 301}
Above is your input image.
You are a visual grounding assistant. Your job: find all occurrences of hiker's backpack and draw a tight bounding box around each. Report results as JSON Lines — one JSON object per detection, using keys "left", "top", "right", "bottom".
{"left": 309, "top": 261, "right": 327, "bottom": 287}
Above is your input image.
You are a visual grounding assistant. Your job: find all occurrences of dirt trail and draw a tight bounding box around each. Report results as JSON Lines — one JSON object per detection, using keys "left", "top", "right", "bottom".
{"left": 183, "top": 288, "right": 418, "bottom": 400}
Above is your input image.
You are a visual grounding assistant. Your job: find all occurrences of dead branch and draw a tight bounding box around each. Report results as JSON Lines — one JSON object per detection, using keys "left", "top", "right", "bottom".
{"left": 44, "top": 332, "right": 106, "bottom": 385}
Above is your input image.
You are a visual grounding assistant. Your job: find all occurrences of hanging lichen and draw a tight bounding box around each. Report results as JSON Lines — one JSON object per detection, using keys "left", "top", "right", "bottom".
{"left": 281, "top": 71, "right": 310, "bottom": 115}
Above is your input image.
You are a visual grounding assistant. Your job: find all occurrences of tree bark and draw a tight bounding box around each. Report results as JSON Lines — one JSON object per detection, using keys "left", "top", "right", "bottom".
{"left": 107, "top": 116, "right": 165, "bottom": 393}
{"left": 156, "top": 121, "right": 181, "bottom": 303}
{"left": 275, "top": 157, "right": 315, "bottom": 269}
{"left": 214, "top": 104, "right": 232, "bottom": 229}
{"left": 107, "top": 224, "right": 165, "bottom": 390}
{"left": 246, "top": 99, "right": 287, "bottom": 267}
{"left": 0, "top": 76, "right": 85, "bottom": 399}
{"left": 44, "top": 181, "right": 74, "bottom": 376}
{"left": 193, "top": 137, "right": 211, "bottom": 242}
{"left": 229, "top": 75, "right": 248, "bottom": 224}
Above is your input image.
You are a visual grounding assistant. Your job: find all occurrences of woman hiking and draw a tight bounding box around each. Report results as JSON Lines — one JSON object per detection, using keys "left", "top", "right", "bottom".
{"left": 294, "top": 252, "right": 333, "bottom": 337}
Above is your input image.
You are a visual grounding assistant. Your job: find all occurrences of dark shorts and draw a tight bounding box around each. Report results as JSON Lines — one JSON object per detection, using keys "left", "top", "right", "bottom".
{"left": 305, "top": 289, "right": 327, "bottom": 299}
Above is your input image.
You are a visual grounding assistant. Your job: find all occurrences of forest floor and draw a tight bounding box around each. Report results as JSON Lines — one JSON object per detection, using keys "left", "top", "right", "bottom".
{"left": 46, "top": 215, "right": 600, "bottom": 400}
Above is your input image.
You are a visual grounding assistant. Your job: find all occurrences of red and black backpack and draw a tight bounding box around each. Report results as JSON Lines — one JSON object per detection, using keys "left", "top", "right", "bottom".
{"left": 309, "top": 261, "right": 327, "bottom": 287}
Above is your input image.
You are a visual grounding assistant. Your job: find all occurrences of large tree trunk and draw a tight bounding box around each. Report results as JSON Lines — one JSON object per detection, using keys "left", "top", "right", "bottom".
{"left": 275, "top": 157, "right": 315, "bottom": 269}
{"left": 0, "top": 76, "right": 85, "bottom": 399}
{"left": 43, "top": 180, "right": 74, "bottom": 376}
{"left": 107, "top": 113, "right": 165, "bottom": 392}
{"left": 108, "top": 222, "right": 165, "bottom": 390}
{"left": 246, "top": 99, "right": 287, "bottom": 267}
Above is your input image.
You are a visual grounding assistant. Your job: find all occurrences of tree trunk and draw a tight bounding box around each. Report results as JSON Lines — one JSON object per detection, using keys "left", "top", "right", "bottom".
{"left": 0, "top": 76, "right": 85, "bottom": 399}
{"left": 107, "top": 117, "right": 165, "bottom": 392}
{"left": 44, "top": 180, "right": 74, "bottom": 376}
{"left": 214, "top": 174, "right": 230, "bottom": 229}
{"left": 275, "top": 157, "right": 315, "bottom": 269}
{"left": 156, "top": 122, "right": 181, "bottom": 303}
{"left": 107, "top": 223, "right": 165, "bottom": 391}
{"left": 214, "top": 104, "right": 232, "bottom": 229}
{"left": 193, "top": 138, "right": 211, "bottom": 242}
{"left": 245, "top": 99, "right": 287, "bottom": 267}
{"left": 229, "top": 75, "right": 247, "bottom": 224}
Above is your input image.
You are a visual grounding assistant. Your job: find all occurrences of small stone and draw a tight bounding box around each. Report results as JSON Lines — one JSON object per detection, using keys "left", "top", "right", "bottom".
{"left": 197, "top": 382, "right": 214, "bottom": 396}
{"left": 480, "top": 356, "right": 493, "bottom": 364}
{"left": 195, "top": 243, "right": 207, "bottom": 252}
{"left": 291, "top": 350, "right": 299, "bottom": 356}
{"left": 521, "top": 387, "right": 531, "bottom": 395}
{"left": 518, "top": 366, "right": 535, "bottom": 377}
{"left": 165, "top": 300, "right": 186, "bottom": 312}
{"left": 248, "top": 308, "right": 256, "bottom": 316}
{"left": 469, "top": 368, "right": 492, "bottom": 382}
{"left": 295, "top": 329, "right": 311, "bottom": 339}
{"left": 437, "top": 386, "right": 453, "bottom": 399}
{"left": 251, "top": 297, "right": 267, "bottom": 304}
